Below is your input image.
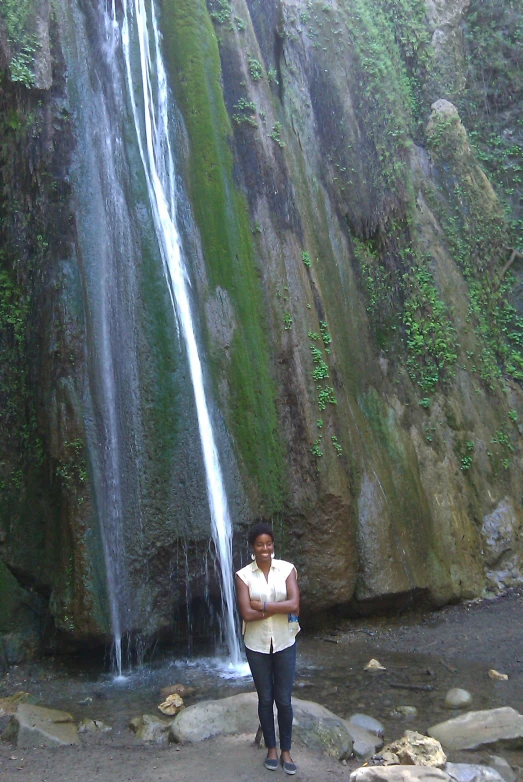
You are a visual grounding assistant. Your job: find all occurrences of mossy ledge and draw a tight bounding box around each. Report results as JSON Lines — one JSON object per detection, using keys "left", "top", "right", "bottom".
{"left": 160, "top": 0, "right": 286, "bottom": 515}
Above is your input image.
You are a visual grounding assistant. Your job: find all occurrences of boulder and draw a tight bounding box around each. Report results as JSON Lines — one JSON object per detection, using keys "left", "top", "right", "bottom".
{"left": 377, "top": 731, "right": 446, "bottom": 767}
{"left": 487, "top": 755, "right": 517, "bottom": 782}
{"left": 292, "top": 711, "right": 353, "bottom": 760}
{"left": 445, "top": 689, "right": 472, "bottom": 709}
{"left": 428, "top": 708, "right": 523, "bottom": 751}
{"left": 349, "top": 714, "right": 385, "bottom": 738}
{"left": 350, "top": 767, "right": 450, "bottom": 782}
{"left": 170, "top": 692, "right": 258, "bottom": 743}
{"left": 3, "top": 704, "right": 79, "bottom": 747}
{"left": 129, "top": 714, "right": 173, "bottom": 743}
{"left": 0, "top": 692, "right": 31, "bottom": 716}
{"left": 345, "top": 721, "right": 384, "bottom": 759}
{"left": 445, "top": 763, "right": 505, "bottom": 782}
{"left": 170, "top": 692, "right": 382, "bottom": 760}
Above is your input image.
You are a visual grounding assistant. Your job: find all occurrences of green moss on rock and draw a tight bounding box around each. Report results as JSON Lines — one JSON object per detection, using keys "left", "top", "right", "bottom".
{"left": 160, "top": 0, "right": 285, "bottom": 513}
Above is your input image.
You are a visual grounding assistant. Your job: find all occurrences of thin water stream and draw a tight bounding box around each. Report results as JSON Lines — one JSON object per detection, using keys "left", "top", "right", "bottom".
{"left": 99, "top": 0, "right": 242, "bottom": 667}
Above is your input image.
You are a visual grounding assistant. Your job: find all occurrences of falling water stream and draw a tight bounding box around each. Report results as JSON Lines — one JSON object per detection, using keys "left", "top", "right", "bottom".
{"left": 108, "top": 0, "right": 242, "bottom": 666}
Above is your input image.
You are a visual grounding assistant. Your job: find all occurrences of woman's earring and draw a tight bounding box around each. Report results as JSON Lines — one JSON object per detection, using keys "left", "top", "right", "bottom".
{"left": 271, "top": 553, "right": 275, "bottom": 559}
{"left": 251, "top": 553, "right": 256, "bottom": 560}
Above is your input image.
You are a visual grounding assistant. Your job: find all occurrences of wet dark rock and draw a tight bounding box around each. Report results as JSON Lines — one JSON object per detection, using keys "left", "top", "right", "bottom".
{"left": 1, "top": 0, "right": 523, "bottom": 656}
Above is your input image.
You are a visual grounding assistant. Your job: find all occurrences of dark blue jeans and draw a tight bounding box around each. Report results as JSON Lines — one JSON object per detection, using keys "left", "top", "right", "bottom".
{"left": 245, "top": 642, "right": 296, "bottom": 752}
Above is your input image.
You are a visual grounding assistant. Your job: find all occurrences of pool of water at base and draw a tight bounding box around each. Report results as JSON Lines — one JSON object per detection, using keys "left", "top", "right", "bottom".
{"left": 2, "top": 632, "right": 522, "bottom": 749}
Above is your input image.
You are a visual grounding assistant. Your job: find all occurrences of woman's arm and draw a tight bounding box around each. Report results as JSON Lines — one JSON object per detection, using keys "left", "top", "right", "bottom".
{"left": 236, "top": 575, "right": 276, "bottom": 623}
{"left": 250, "top": 570, "right": 300, "bottom": 616}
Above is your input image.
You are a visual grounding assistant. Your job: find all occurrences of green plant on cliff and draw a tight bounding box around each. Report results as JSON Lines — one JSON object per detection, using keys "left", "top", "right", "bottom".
{"left": 460, "top": 0, "right": 523, "bottom": 242}
{"left": 341, "top": 0, "right": 415, "bottom": 192}
{"left": 317, "top": 386, "right": 337, "bottom": 411}
{"left": 311, "top": 436, "right": 323, "bottom": 457}
{"left": 232, "top": 98, "right": 258, "bottom": 126}
{"left": 402, "top": 264, "right": 458, "bottom": 393}
{"left": 0, "top": 0, "right": 38, "bottom": 87}
{"left": 302, "top": 251, "right": 312, "bottom": 267}
{"left": 207, "top": 0, "right": 231, "bottom": 25}
{"left": 269, "top": 122, "right": 285, "bottom": 148}
{"left": 0, "top": 264, "right": 43, "bottom": 489}
{"left": 354, "top": 233, "right": 458, "bottom": 393}
{"left": 426, "top": 110, "right": 523, "bottom": 389}
{"left": 247, "top": 56, "right": 263, "bottom": 81}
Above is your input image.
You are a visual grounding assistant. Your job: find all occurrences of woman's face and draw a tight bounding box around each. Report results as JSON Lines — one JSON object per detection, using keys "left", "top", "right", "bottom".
{"left": 252, "top": 533, "right": 274, "bottom": 562}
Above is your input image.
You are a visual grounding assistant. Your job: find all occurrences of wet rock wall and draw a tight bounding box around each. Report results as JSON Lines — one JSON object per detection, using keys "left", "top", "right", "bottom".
{"left": 0, "top": 0, "right": 522, "bottom": 660}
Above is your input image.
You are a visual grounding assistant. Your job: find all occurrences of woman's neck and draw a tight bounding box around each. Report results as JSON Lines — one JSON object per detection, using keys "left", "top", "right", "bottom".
{"left": 256, "top": 558, "right": 271, "bottom": 575}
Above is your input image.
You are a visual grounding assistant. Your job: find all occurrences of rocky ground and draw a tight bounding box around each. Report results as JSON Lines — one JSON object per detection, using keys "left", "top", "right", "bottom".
{"left": 1, "top": 590, "right": 522, "bottom": 781}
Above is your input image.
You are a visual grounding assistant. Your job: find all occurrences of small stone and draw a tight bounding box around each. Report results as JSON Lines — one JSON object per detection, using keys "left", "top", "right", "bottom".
{"left": 364, "top": 659, "right": 386, "bottom": 671}
{"left": 488, "top": 670, "right": 508, "bottom": 681}
{"left": 78, "top": 718, "right": 112, "bottom": 734}
{"left": 394, "top": 706, "right": 418, "bottom": 718}
{"left": 445, "top": 689, "right": 472, "bottom": 709}
{"left": 158, "top": 693, "right": 184, "bottom": 716}
{"left": 160, "top": 684, "right": 194, "bottom": 699}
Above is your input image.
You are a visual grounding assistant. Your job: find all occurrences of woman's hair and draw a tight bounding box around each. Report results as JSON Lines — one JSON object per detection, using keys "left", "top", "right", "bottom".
{"left": 247, "top": 522, "right": 274, "bottom": 548}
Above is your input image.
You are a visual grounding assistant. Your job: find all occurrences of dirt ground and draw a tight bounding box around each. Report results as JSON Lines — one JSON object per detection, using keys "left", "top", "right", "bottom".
{"left": 1, "top": 590, "right": 523, "bottom": 782}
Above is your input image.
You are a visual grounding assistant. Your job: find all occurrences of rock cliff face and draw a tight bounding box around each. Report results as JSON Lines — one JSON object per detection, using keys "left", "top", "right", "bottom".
{"left": 0, "top": 0, "right": 522, "bottom": 661}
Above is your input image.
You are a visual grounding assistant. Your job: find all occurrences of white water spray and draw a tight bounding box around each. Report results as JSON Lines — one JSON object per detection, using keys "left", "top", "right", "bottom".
{"left": 115, "top": 0, "right": 241, "bottom": 664}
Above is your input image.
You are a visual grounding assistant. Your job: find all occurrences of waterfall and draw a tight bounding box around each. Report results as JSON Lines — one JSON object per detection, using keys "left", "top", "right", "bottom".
{"left": 113, "top": 0, "right": 242, "bottom": 664}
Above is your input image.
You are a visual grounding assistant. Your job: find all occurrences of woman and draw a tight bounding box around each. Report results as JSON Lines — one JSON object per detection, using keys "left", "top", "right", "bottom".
{"left": 236, "top": 522, "right": 300, "bottom": 775}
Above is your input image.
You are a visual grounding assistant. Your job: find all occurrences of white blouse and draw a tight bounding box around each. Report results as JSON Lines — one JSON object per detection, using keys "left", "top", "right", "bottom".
{"left": 236, "top": 558, "right": 300, "bottom": 653}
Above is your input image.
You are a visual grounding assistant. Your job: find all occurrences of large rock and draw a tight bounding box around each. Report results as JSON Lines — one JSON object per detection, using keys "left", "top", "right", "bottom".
{"left": 129, "top": 714, "right": 174, "bottom": 744}
{"left": 346, "top": 721, "right": 384, "bottom": 759}
{"left": 3, "top": 704, "right": 79, "bottom": 747}
{"left": 350, "top": 767, "right": 450, "bottom": 782}
{"left": 428, "top": 708, "right": 523, "bottom": 751}
{"left": 349, "top": 714, "right": 385, "bottom": 738}
{"left": 170, "top": 692, "right": 258, "bottom": 743}
{"left": 170, "top": 693, "right": 382, "bottom": 760}
{"left": 487, "top": 755, "right": 517, "bottom": 782}
{"left": 445, "top": 763, "right": 505, "bottom": 782}
{"left": 0, "top": 692, "right": 31, "bottom": 716}
{"left": 378, "top": 731, "right": 446, "bottom": 768}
